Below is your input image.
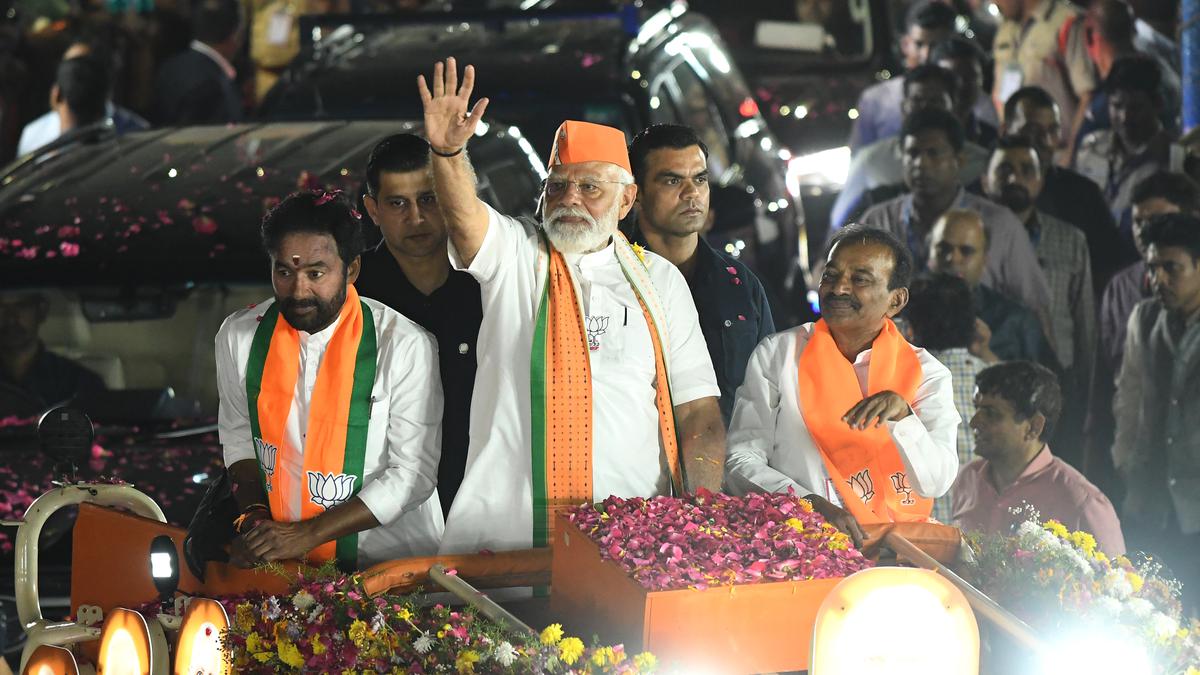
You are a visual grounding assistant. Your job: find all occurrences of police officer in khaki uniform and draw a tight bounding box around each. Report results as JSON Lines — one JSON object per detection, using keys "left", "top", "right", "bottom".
{"left": 992, "top": 0, "right": 1097, "bottom": 160}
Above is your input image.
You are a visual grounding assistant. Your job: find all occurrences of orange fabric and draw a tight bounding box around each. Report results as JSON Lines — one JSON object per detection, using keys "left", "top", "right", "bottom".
{"left": 547, "top": 120, "right": 632, "bottom": 174}
{"left": 256, "top": 286, "right": 365, "bottom": 562}
{"left": 543, "top": 247, "right": 594, "bottom": 529}
{"left": 797, "top": 319, "right": 931, "bottom": 524}
{"left": 636, "top": 290, "right": 682, "bottom": 494}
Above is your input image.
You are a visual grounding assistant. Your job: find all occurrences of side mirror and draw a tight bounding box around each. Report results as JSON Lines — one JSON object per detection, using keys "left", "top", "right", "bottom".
{"left": 36, "top": 407, "right": 93, "bottom": 482}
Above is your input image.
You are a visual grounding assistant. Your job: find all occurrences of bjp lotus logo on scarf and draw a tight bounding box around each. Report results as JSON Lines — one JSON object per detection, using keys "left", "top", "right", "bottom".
{"left": 254, "top": 438, "right": 277, "bottom": 491}
{"left": 846, "top": 469, "right": 875, "bottom": 504}
{"left": 307, "top": 471, "right": 357, "bottom": 510}
{"left": 890, "top": 471, "right": 915, "bottom": 506}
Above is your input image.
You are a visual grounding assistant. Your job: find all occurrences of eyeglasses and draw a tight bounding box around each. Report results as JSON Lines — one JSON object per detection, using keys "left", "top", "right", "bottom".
{"left": 541, "top": 177, "right": 630, "bottom": 199}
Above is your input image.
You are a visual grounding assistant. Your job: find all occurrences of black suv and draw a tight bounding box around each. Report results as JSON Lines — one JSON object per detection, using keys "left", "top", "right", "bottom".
{"left": 259, "top": 4, "right": 812, "bottom": 324}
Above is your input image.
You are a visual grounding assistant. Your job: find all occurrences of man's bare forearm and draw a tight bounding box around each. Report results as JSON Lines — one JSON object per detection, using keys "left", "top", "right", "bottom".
{"left": 432, "top": 150, "right": 489, "bottom": 265}
{"left": 675, "top": 397, "right": 726, "bottom": 492}
{"left": 304, "top": 496, "right": 380, "bottom": 546}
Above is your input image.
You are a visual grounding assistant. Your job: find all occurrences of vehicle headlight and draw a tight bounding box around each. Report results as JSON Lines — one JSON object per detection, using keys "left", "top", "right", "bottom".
{"left": 786, "top": 145, "right": 850, "bottom": 197}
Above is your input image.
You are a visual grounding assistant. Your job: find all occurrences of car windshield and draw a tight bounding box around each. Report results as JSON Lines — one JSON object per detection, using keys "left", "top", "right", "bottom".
{"left": 687, "top": 0, "right": 873, "bottom": 64}
{"left": 0, "top": 284, "right": 270, "bottom": 422}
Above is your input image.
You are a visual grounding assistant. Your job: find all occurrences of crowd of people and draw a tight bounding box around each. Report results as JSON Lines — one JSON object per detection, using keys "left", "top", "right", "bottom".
{"left": 1, "top": 0, "right": 1196, "bottom": 617}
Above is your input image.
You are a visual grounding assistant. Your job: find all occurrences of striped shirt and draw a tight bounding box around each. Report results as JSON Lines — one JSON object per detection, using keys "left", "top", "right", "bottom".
{"left": 928, "top": 347, "right": 986, "bottom": 524}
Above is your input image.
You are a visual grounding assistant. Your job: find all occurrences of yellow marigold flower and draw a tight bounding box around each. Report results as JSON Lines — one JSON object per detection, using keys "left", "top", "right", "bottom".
{"left": 1044, "top": 520, "right": 1069, "bottom": 538}
{"left": 784, "top": 517, "right": 805, "bottom": 533}
{"left": 311, "top": 633, "right": 327, "bottom": 655}
{"left": 397, "top": 607, "right": 413, "bottom": 622}
{"left": 540, "top": 623, "right": 564, "bottom": 645}
{"left": 455, "top": 649, "right": 481, "bottom": 673}
{"left": 633, "top": 651, "right": 658, "bottom": 671}
{"left": 235, "top": 603, "right": 254, "bottom": 632}
{"left": 277, "top": 639, "right": 304, "bottom": 668}
{"left": 1092, "top": 551, "right": 1109, "bottom": 565}
{"left": 1129, "top": 572, "right": 1145, "bottom": 593}
{"left": 592, "top": 646, "right": 615, "bottom": 666}
{"left": 348, "top": 619, "right": 370, "bottom": 648}
{"left": 798, "top": 499, "right": 814, "bottom": 513}
{"left": 631, "top": 242, "right": 647, "bottom": 263}
{"left": 253, "top": 650, "right": 273, "bottom": 663}
{"left": 558, "top": 636, "right": 585, "bottom": 665}
{"left": 1070, "top": 530, "right": 1097, "bottom": 554}
{"left": 245, "top": 631, "right": 268, "bottom": 655}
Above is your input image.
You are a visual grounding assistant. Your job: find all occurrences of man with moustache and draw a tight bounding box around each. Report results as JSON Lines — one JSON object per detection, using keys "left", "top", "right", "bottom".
{"left": 215, "top": 191, "right": 444, "bottom": 569}
{"left": 1114, "top": 213, "right": 1200, "bottom": 613}
{"left": 355, "top": 133, "right": 482, "bottom": 517}
{"left": 726, "top": 225, "right": 959, "bottom": 543}
{"left": 418, "top": 59, "right": 724, "bottom": 556}
{"left": 953, "top": 361, "right": 1125, "bottom": 555}
{"left": 1002, "top": 86, "right": 1129, "bottom": 292}
{"left": 628, "top": 124, "right": 775, "bottom": 425}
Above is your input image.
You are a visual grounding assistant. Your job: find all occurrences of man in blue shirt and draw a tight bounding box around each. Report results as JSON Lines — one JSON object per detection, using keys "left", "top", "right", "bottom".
{"left": 850, "top": 1, "right": 997, "bottom": 153}
{"left": 629, "top": 124, "right": 774, "bottom": 425}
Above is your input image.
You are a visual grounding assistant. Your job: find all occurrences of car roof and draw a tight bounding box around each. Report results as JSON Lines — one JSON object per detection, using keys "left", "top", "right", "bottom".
{"left": 261, "top": 9, "right": 640, "bottom": 148}
{"left": 0, "top": 120, "right": 541, "bottom": 288}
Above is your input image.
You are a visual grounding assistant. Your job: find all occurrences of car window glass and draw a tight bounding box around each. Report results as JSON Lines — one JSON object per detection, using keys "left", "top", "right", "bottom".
{"left": 0, "top": 285, "right": 271, "bottom": 420}
{"left": 687, "top": 0, "right": 870, "bottom": 59}
{"left": 668, "top": 61, "right": 732, "bottom": 176}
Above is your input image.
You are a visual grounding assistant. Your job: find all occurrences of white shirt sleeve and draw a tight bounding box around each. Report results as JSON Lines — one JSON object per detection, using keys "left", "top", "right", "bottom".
{"left": 356, "top": 328, "right": 444, "bottom": 526}
{"left": 886, "top": 352, "right": 961, "bottom": 498}
{"left": 724, "top": 335, "right": 814, "bottom": 496}
{"left": 657, "top": 260, "right": 720, "bottom": 406}
{"left": 215, "top": 313, "right": 256, "bottom": 467}
{"left": 448, "top": 203, "right": 533, "bottom": 287}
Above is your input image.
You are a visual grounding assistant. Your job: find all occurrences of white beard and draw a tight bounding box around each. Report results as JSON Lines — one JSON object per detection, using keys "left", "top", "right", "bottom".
{"left": 543, "top": 201, "right": 621, "bottom": 254}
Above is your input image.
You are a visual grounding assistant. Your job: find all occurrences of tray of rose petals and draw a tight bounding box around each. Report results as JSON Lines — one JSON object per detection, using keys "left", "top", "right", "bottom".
{"left": 550, "top": 489, "right": 874, "bottom": 674}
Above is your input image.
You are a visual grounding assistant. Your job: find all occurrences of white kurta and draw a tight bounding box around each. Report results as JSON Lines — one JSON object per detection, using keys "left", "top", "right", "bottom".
{"left": 441, "top": 204, "right": 720, "bottom": 554}
{"left": 216, "top": 296, "right": 445, "bottom": 567}
{"left": 725, "top": 324, "right": 960, "bottom": 506}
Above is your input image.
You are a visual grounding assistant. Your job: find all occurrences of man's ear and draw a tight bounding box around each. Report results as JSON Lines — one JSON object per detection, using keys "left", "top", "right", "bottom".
{"left": 618, "top": 183, "right": 639, "bottom": 220}
{"left": 1026, "top": 412, "right": 1046, "bottom": 442}
{"left": 347, "top": 255, "right": 362, "bottom": 285}
{"left": 886, "top": 287, "right": 909, "bottom": 318}
{"left": 49, "top": 84, "right": 62, "bottom": 108}
{"left": 363, "top": 194, "right": 380, "bottom": 225}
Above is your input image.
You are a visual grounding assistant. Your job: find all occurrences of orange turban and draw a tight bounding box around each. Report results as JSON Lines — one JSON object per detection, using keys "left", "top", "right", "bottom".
{"left": 547, "top": 120, "right": 632, "bottom": 175}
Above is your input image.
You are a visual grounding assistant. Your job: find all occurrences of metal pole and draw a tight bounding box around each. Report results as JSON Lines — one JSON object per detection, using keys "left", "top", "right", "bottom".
{"left": 882, "top": 531, "right": 1046, "bottom": 654}
{"left": 428, "top": 564, "right": 536, "bottom": 637}
{"left": 1184, "top": 0, "right": 1200, "bottom": 132}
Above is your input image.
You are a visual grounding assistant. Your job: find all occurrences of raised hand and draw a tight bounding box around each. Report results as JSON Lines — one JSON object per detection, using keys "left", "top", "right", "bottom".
{"left": 417, "top": 57, "right": 490, "bottom": 155}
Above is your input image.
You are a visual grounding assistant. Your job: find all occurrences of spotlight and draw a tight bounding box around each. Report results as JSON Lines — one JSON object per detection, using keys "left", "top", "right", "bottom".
{"left": 150, "top": 535, "right": 180, "bottom": 610}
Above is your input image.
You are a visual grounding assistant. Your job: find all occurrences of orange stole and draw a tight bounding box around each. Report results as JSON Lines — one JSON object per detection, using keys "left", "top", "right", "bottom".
{"left": 539, "top": 245, "right": 594, "bottom": 540}
{"left": 796, "top": 319, "right": 931, "bottom": 524}
{"left": 531, "top": 233, "right": 682, "bottom": 548}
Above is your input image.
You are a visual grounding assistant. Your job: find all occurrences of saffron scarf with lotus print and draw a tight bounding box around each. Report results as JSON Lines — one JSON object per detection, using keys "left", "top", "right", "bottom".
{"left": 529, "top": 230, "right": 683, "bottom": 548}
{"left": 245, "top": 285, "right": 376, "bottom": 569}
{"left": 797, "top": 318, "right": 932, "bottom": 524}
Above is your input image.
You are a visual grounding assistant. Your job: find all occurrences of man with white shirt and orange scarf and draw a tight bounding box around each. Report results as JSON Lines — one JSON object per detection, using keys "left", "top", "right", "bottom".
{"left": 418, "top": 58, "right": 724, "bottom": 556}
{"left": 216, "top": 190, "right": 444, "bottom": 570}
{"left": 726, "top": 225, "right": 959, "bottom": 544}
